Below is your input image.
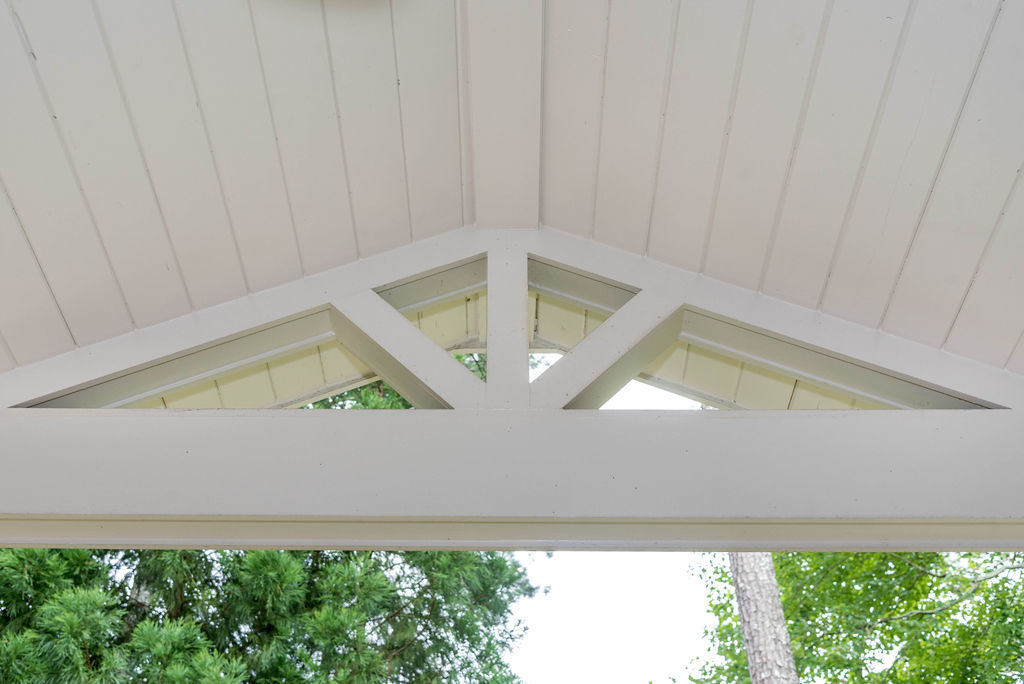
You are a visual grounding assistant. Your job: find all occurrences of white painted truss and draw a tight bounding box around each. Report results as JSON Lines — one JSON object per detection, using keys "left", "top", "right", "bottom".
{"left": 2, "top": 228, "right": 1022, "bottom": 549}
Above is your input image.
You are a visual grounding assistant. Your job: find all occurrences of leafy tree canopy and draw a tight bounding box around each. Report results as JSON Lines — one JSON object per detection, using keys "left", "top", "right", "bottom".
{"left": 695, "top": 551, "right": 1024, "bottom": 683}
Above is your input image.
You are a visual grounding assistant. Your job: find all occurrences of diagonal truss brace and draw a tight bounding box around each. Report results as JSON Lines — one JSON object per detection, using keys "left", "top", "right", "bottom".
{"left": 329, "top": 291, "right": 485, "bottom": 409}
{"left": 530, "top": 289, "right": 686, "bottom": 409}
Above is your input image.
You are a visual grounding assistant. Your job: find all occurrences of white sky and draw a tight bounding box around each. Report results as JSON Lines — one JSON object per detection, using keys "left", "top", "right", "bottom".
{"left": 507, "top": 360, "right": 717, "bottom": 683}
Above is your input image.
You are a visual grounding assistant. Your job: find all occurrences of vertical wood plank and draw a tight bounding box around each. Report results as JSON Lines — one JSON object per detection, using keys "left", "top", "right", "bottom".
{"left": 96, "top": 0, "right": 248, "bottom": 310}
{"left": 249, "top": 0, "right": 358, "bottom": 274}
{"left": 820, "top": 0, "right": 999, "bottom": 326}
{"left": 592, "top": 0, "right": 678, "bottom": 253}
{"left": 647, "top": 0, "right": 749, "bottom": 270}
{"left": 883, "top": 0, "right": 1024, "bottom": 346}
{"left": 944, "top": 179, "right": 1024, "bottom": 365}
{"left": 0, "top": 5, "right": 133, "bottom": 345}
{"left": 14, "top": 0, "right": 192, "bottom": 328}
{"left": 703, "top": 0, "right": 828, "bottom": 289}
{"left": 540, "top": 0, "right": 608, "bottom": 235}
{"left": 323, "top": 0, "right": 411, "bottom": 256}
{"left": 392, "top": 0, "right": 463, "bottom": 240}
{"left": 0, "top": 186, "right": 74, "bottom": 364}
{"left": 463, "top": 1, "right": 542, "bottom": 228}
{"left": 174, "top": 0, "right": 303, "bottom": 290}
{"left": 762, "top": 0, "right": 908, "bottom": 306}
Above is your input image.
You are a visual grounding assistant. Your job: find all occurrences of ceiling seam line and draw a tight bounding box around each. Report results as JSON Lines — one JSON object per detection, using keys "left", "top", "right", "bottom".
{"left": 941, "top": 159, "right": 1024, "bottom": 349}
{"left": 0, "top": 171, "right": 78, "bottom": 349}
{"left": 7, "top": 0, "right": 138, "bottom": 329}
{"left": 90, "top": 0, "right": 195, "bottom": 312}
{"left": 642, "top": 0, "right": 683, "bottom": 258}
{"left": 246, "top": 0, "right": 307, "bottom": 277}
{"left": 536, "top": 0, "right": 547, "bottom": 230}
{"left": 1003, "top": 326, "right": 1024, "bottom": 370}
{"left": 588, "top": 0, "right": 612, "bottom": 240}
{"left": 817, "top": 0, "right": 919, "bottom": 311}
{"left": 170, "top": 0, "right": 252, "bottom": 293}
{"left": 319, "top": 0, "right": 361, "bottom": 260}
{"left": 876, "top": 0, "right": 1004, "bottom": 330}
{"left": 452, "top": 0, "right": 469, "bottom": 227}
{"left": 387, "top": 0, "right": 416, "bottom": 244}
{"left": 756, "top": 0, "right": 835, "bottom": 292}
{"left": 697, "top": 0, "right": 754, "bottom": 274}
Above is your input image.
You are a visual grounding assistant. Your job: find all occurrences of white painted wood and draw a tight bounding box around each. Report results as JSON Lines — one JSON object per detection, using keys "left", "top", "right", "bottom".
{"left": 945, "top": 179, "right": 1024, "bottom": 365}
{"left": 0, "top": 334, "right": 13, "bottom": 374}
{"left": 13, "top": 0, "right": 192, "bottom": 328}
{"left": 883, "top": 0, "right": 1024, "bottom": 346}
{"left": 323, "top": 0, "right": 411, "bottom": 256}
{"left": 762, "top": 0, "right": 908, "bottom": 306}
{"left": 678, "top": 310, "right": 974, "bottom": 409}
{"left": 248, "top": 0, "right": 358, "bottom": 274}
{"left": 486, "top": 242, "right": 530, "bottom": 408}
{"left": 0, "top": 228, "right": 489, "bottom": 408}
{"left": 463, "top": 1, "right": 541, "bottom": 228}
{"left": 95, "top": 0, "right": 247, "bottom": 311}
{"left": 2, "top": 227, "right": 1022, "bottom": 412}
{"left": 330, "top": 291, "right": 485, "bottom": 409}
{"left": 592, "top": 0, "right": 677, "bottom": 253}
{"left": 540, "top": 0, "right": 608, "bottom": 235}
{"left": 0, "top": 4, "right": 133, "bottom": 345}
{"left": 647, "top": 0, "right": 749, "bottom": 270}
{"left": 0, "top": 185, "right": 74, "bottom": 364}
{"left": 37, "top": 310, "right": 334, "bottom": 408}
{"left": 173, "top": 0, "right": 302, "bottom": 291}
{"left": 531, "top": 289, "right": 685, "bottom": 408}
{"left": 820, "top": 0, "right": 999, "bottom": 326}
{"left": 391, "top": 0, "right": 463, "bottom": 240}
{"left": 532, "top": 228, "right": 1024, "bottom": 408}
{"left": 703, "top": 0, "right": 828, "bottom": 289}
{"left": 3, "top": 408, "right": 1024, "bottom": 549}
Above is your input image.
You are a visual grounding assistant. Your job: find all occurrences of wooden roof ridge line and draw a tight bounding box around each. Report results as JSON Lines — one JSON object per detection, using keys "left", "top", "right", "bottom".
{"left": 1, "top": 227, "right": 1022, "bottom": 409}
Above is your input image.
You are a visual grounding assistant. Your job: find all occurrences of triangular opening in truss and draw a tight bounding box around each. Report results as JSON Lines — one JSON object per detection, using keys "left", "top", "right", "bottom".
{"left": 628, "top": 310, "right": 983, "bottom": 410}
{"left": 375, "top": 254, "right": 489, "bottom": 358}
{"left": 526, "top": 256, "right": 637, "bottom": 381}
{"left": 28, "top": 308, "right": 415, "bottom": 410}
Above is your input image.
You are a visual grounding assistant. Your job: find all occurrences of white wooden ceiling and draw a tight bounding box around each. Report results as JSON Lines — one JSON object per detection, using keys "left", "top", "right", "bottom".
{"left": 1, "top": 0, "right": 1022, "bottom": 381}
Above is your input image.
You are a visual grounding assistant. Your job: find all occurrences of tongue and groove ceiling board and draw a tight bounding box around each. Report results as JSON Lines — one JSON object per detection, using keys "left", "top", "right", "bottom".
{"left": 2, "top": 0, "right": 1024, "bottom": 382}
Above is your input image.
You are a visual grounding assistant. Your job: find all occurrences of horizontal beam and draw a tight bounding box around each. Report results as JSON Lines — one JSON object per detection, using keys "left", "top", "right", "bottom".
{"left": 2, "top": 408, "right": 1022, "bottom": 549}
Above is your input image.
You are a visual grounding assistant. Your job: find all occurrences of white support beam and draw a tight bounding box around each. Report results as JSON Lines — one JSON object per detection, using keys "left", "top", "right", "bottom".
{"left": 2, "top": 408, "right": 1024, "bottom": 550}
{"left": 486, "top": 240, "right": 530, "bottom": 407}
{"left": 329, "top": 292, "right": 484, "bottom": 409}
{"left": 530, "top": 290, "right": 685, "bottom": 408}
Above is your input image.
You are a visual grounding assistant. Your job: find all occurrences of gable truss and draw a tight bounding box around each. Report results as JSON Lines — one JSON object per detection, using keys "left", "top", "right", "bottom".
{"left": 1, "top": 228, "right": 1022, "bottom": 549}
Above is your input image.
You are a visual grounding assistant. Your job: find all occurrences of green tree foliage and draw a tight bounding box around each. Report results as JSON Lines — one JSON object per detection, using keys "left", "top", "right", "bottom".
{"left": 695, "top": 552, "right": 1024, "bottom": 683}
{"left": 0, "top": 548, "right": 534, "bottom": 683}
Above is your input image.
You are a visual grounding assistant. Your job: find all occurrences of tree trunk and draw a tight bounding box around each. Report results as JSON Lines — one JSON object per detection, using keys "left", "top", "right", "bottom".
{"left": 729, "top": 552, "right": 799, "bottom": 684}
